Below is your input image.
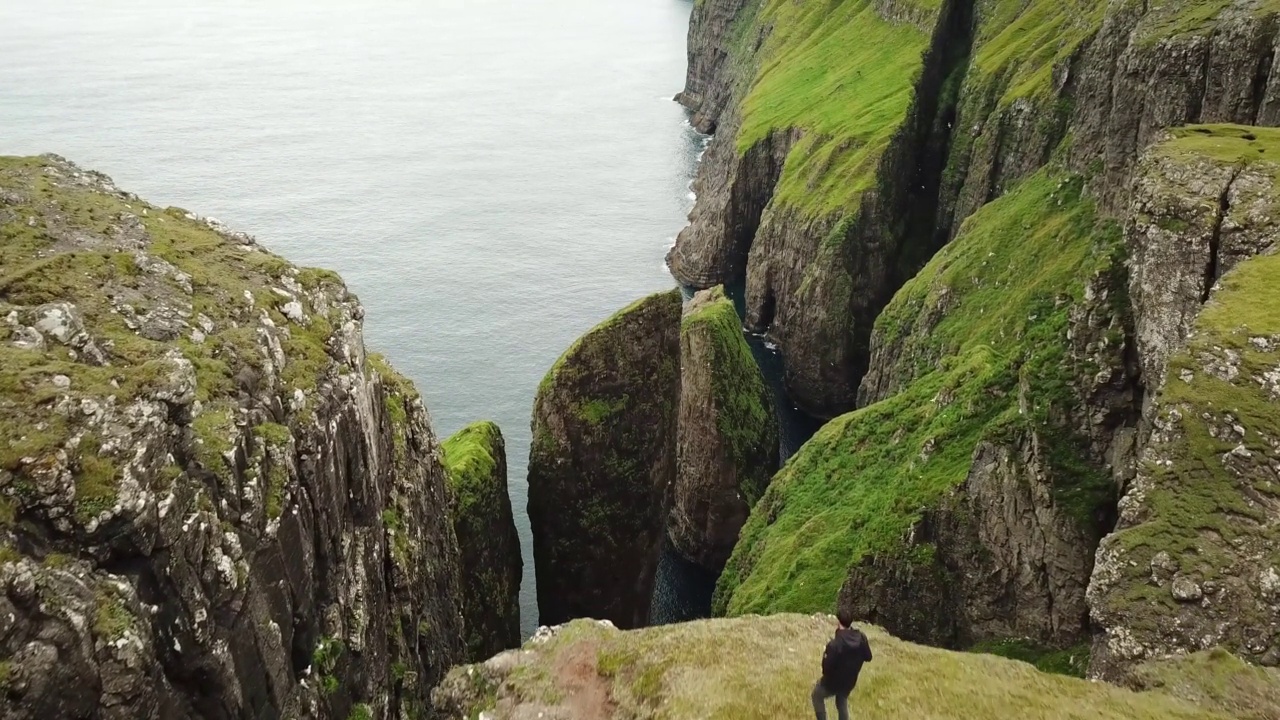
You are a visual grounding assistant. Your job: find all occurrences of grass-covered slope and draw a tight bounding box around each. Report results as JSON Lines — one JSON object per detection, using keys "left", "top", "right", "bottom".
{"left": 716, "top": 170, "right": 1120, "bottom": 619}
{"left": 433, "top": 614, "right": 1241, "bottom": 720}
{"left": 442, "top": 421, "right": 522, "bottom": 661}
{"left": 737, "top": 0, "right": 936, "bottom": 213}
{"left": 670, "top": 286, "right": 778, "bottom": 571}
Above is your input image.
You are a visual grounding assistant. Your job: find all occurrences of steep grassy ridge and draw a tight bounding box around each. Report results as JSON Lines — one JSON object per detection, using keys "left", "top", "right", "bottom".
{"left": 716, "top": 170, "right": 1121, "bottom": 615}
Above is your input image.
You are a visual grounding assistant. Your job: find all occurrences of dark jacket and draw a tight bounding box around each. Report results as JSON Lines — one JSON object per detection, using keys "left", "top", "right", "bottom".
{"left": 820, "top": 627, "right": 872, "bottom": 695}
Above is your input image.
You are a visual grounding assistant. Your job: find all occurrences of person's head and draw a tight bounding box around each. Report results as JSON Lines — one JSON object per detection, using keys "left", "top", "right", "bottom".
{"left": 836, "top": 609, "right": 854, "bottom": 629}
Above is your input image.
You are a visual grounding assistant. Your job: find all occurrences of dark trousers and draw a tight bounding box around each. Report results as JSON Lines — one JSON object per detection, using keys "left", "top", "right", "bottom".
{"left": 811, "top": 680, "right": 849, "bottom": 720}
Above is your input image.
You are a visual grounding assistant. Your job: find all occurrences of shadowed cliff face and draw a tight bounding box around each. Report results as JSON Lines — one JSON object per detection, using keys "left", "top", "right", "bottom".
{"left": 669, "top": 286, "right": 778, "bottom": 573}
{"left": 527, "top": 290, "right": 681, "bottom": 630}
{"left": 0, "top": 156, "right": 464, "bottom": 719}
{"left": 442, "top": 421, "right": 523, "bottom": 663}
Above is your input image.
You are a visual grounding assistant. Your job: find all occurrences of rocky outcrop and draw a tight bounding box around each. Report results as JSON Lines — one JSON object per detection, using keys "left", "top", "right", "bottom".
{"left": 441, "top": 421, "right": 522, "bottom": 662}
{"left": 716, "top": 170, "right": 1121, "bottom": 655}
{"left": 839, "top": 435, "right": 1098, "bottom": 649}
{"left": 526, "top": 290, "right": 681, "bottom": 630}
{"left": 1088, "top": 128, "right": 1280, "bottom": 681}
{"left": 0, "top": 156, "right": 464, "bottom": 718}
{"left": 669, "top": 287, "right": 777, "bottom": 573}
{"left": 675, "top": 0, "right": 757, "bottom": 133}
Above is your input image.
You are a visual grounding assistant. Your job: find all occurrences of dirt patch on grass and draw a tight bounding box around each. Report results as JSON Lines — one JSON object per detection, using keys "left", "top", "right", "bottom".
{"left": 551, "top": 640, "right": 618, "bottom": 719}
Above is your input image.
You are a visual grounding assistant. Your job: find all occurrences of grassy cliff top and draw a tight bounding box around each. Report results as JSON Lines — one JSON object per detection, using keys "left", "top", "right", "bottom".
{"left": 448, "top": 614, "right": 1242, "bottom": 719}
{"left": 441, "top": 420, "right": 505, "bottom": 512}
{"left": 1156, "top": 124, "right": 1280, "bottom": 169}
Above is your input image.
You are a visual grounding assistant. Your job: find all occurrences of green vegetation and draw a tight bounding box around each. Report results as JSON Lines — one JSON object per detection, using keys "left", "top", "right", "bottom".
{"left": 717, "top": 170, "right": 1120, "bottom": 616}
{"left": 1156, "top": 125, "right": 1280, "bottom": 174}
{"left": 93, "top": 587, "right": 135, "bottom": 642}
{"left": 970, "top": 638, "right": 1090, "bottom": 678}
{"left": 347, "top": 704, "right": 373, "bottom": 720}
{"left": 1097, "top": 228, "right": 1280, "bottom": 624}
{"left": 441, "top": 421, "right": 503, "bottom": 518}
{"left": 312, "top": 636, "right": 345, "bottom": 695}
{"left": 736, "top": 0, "right": 933, "bottom": 213}
{"left": 1131, "top": 649, "right": 1280, "bottom": 720}
{"left": 681, "top": 286, "right": 774, "bottom": 502}
{"left": 481, "top": 615, "right": 1230, "bottom": 719}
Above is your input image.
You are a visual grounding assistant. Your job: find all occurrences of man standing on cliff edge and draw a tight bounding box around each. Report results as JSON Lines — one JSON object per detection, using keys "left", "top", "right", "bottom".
{"left": 812, "top": 609, "right": 873, "bottom": 720}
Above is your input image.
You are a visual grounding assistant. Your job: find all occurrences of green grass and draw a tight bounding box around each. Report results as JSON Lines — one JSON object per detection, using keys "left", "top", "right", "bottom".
{"left": 681, "top": 286, "right": 774, "bottom": 502}
{"left": 1156, "top": 124, "right": 1280, "bottom": 172}
{"left": 970, "top": 638, "right": 1091, "bottom": 678}
{"left": 716, "top": 170, "right": 1121, "bottom": 616}
{"left": 735, "top": 0, "right": 934, "bottom": 213}
{"left": 93, "top": 587, "right": 135, "bottom": 642}
{"left": 457, "top": 615, "right": 1231, "bottom": 720}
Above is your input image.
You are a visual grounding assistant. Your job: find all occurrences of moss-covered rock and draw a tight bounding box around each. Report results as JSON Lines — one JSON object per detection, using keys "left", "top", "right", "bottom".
{"left": 715, "top": 169, "right": 1124, "bottom": 653}
{"left": 669, "top": 286, "right": 778, "bottom": 572}
{"left": 431, "top": 614, "right": 1241, "bottom": 720}
{"left": 0, "top": 155, "right": 465, "bottom": 719}
{"left": 442, "top": 421, "right": 522, "bottom": 662}
{"left": 1088, "top": 128, "right": 1280, "bottom": 681}
{"left": 527, "top": 290, "right": 682, "bottom": 629}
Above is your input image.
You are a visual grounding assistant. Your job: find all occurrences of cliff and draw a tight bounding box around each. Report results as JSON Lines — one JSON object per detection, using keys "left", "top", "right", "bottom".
{"left": 669, "top": 286, "right": 778, "bottom": 572}
{"left": 671, "top": 0, "right": 1280, "bottom": 418}
{"left": 430, "top": 613, "right": 1267, "bottom": 720}
{"left": 441, "top": 421, "right": 522, "bottom": 663}
{"left": 0, "top": 155, "right": 465, "bottom": 718}
{"left": 526, "top": 290, "right": 681, "bottom": 630}
{"left": 715, "top": 169, "right": 1121, "bottom": 656}
{"left": 685, "top": 0, "right": 1280, "bottom": 684}
{"left": 1088, "top": 126, "right": 1280, "bottom": 680}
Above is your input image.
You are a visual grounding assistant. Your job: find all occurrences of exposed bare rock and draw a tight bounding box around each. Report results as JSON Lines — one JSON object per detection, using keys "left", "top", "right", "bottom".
{"left": 0, "top": 155, "right": 465, "bottom": 719}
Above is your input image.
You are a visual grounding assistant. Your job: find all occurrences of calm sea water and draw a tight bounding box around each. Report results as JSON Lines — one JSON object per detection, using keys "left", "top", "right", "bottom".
{"left": 2, "top": 0, "right": 701, "bottom": 637}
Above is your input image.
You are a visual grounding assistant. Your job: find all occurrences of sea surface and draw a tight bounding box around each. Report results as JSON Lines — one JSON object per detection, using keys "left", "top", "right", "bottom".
{"left": 1, "top": 0, "right": 817, "bottom": 636}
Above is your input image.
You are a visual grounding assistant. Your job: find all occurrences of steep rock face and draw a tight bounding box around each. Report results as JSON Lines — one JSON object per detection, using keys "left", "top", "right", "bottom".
{"left": 669, "top": 286, "right": 777, "bottom": 573}
{"left": 441, "top": 421, "right": 522, "bottom": 662}
{"left": 717, "top": 170, "right": 1123, "bottom": 656}
{"left": 526, "top": 290, "right": 681, "bottom": 630}
{"left": 668, "top": 0, "right": 965, "bottom": 417}
{"left": 672, "top": 0, "right": 1280, "bottom": 419}
{"left": 0, "top": 156, "right": 464, "bottom": 719}
{"left": 1088, "top": 128, "right": 1280, "bottom": 681}
{"left": 675, "top": 0, "right": 756, "bottom": 133}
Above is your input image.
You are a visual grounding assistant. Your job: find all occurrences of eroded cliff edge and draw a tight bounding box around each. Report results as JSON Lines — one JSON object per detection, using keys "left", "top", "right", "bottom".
{"left": 0, "top": 155, "right": 466, "bottom": 719}
{"left": 527, "top": 290, "right": 681, "bottom": 630}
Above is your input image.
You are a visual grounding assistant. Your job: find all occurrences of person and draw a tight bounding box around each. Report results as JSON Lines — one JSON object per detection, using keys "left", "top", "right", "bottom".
{"left": 811, "top": 609, "right": 872, "bottom": 720}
